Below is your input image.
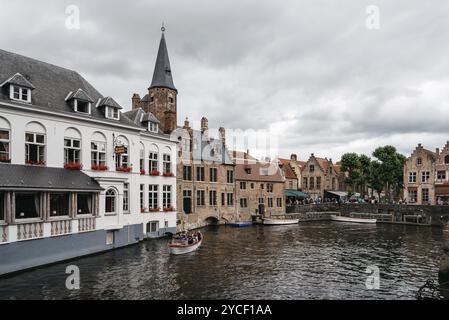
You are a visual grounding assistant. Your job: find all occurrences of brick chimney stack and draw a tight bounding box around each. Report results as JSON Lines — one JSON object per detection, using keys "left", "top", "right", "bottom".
{"left": 219, "top": 127, "right": 226, "bottom": 146}
{"left": 201, "top": 117, "right": 209, "bottom": 133}
{"left": 183, "top": 117, "right": 190, "bottom": 129}
{"left": 132, "top": 93, "right": 140, "bottom": 109}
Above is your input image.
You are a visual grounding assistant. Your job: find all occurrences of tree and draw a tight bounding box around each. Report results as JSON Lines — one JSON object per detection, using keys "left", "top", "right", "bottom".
{"left": 368, "top": 160, "right": 384, "bottom": 201}
{"left": 340, "top": 153, "right": 360, "bottom": 195}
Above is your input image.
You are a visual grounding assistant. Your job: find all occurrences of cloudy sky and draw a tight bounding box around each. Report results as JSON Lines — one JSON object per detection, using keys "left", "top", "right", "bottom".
{"left": 2, "top": 0, "right": 449, "bottom": 161}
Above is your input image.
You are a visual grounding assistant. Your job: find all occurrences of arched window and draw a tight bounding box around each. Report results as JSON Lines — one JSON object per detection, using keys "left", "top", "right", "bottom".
{"left": 149, "top": 144, "right": 159, "bottom": 174}
{"left": 445, "top": 155, "right": 449, "bottom": 164}
{"left": 139, "top": 143, "right": 145, "bottom": 173}
{"left": 105, "top": 189, "right": 117, "bottom": 214}
{"left": 25, "top": 121, "right": 46, "bottom": 165}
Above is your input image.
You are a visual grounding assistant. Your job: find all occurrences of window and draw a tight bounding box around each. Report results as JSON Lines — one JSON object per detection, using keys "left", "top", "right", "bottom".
{"left": 10, "top": 86, "right": 31, "bottom": 103}
{"left": 316, "top": 177, "right": 321, "bottom": 189}
{"left": 196, "top": 167, "right": 205, "bottom": 181}
{"left": 49, "top": 193, "right": 70, "bottom": 217}
{"left": 209, "top": 190, "right": 217, "bottom": 206}
{"left": 437, "top": 171, "right": 446, "bottom": 181}
{"left": 421, "top": 171, "right": 430, "bottom": 183}
{"left": 417, "top": 157, "right": 422, "bottom": 166}
{"left": 64, "top": 138, "right": 81, "bottom": 164}
{"left": 422, "top": 188, "right": 429, "bottom": 203}
{"left": 309, "top": 165, "right": 315, "bottom": 172}
{"left": 258, "top": 198, "right": 264, "bottom": 204}
{"left": 197, "top": 190, "right": 205, "bottom": 206}
{"left": 0, "top": 192, "right": 5, "bottom": 221}
{"left": 409, "top": 172, "right": 417, "bottom": 183}
{"left": 210, "top": 168, "right": 218, "bottom": 182}
{"left": 15, "top": 192, "right": 40, "bottom": 219}
{"left": 267, "top": 183, "right": 274, "bottom": 193}
{"left": 408, "top": 190, "right": 417, "bottom": 203}
{"left": 75, "top": 100, "right": 90, "bottom": 114}
{"left": 105, "top": 189, "right": 117, "bottom": 214}
{"left": 25, "top": 132, "right": 45, "bottom": 165}
{"left": 168, "top": 97, "right": 174, "bottom": 103}
{"left": 140, "top": 148, "right": 145, "bottom": 172}
{"left": 227, "top": 170, "right": 234, "bottom": 183}
{"left": 149, "top": 185, "right": 158, "bottom": 209}
{"left": 183, "top": 166, "right": 192, "bottom": 180}
{"left": 268, "top": 198, "right": 273, "bottom": 208}
{"left": 221, "top": 193, "right": 225, "bottom": 206}
{"left": 245, "top": 168, "right": 252, "bottom": 174}
{"left": 115, "top": 146, "right": 129, "bottom": 169}
{"left": 149, "top": 152, "right": 158, "bottom": 172}
{"left": 140, "top": 184, "right": 145, "bottom": 210}
{"left": 445, "top": 155, "right": 449, "bottom": 164}
{"left": 149, "top": 122, "right": 158, "bottom": 133}
{"left": 277, "top": 197, "right": 283, "bottom": 208}
{"left": 250, "top": 183, "right": 254, "bottom": 189}
{"left": 163, "top": 185, "right": 172, "bottom": 209}
{"left": 0, "top": 130, "right": 10, "bottom": 162}
{"left": 303, "top": 177, "right": 308, "bottom": 189}
{"left": 332, "top": 178, "right": 336, "bottom": 190}
{"left": 261, "top": 184, "right": 264, "bottom": 190}
{"left": 227, "top": 193, "right": 234, "bottom": 206}
{"left": 310, "top": 177, "right": 315, "bottom": 189}
{"left": 106, "top": 107, "right": 119, "bottom": 120}
{"left": 91, "top": 141, "right": 106, "bottom": 168}
{"left": 150, "top": 96, "right": 155, "bottom": 103}
{"left": 147, "top": 221, "right": 158, "bottom": 233}
{"left": 240, "top": 181, "right": 247, "bottom": 190}
{"left": 77, "top": 193, "right": 93, "bottom": 215}
{"left": 240, "top": 198, "right": 248, "bottom": 208}
{"left": 163, "top": 154, "right": 171, "bottom": 174}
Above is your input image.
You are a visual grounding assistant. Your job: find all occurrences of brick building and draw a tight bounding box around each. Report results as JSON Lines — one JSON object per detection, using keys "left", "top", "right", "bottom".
{"left": 300, "top": 154, "right": 339, "bottom": 200}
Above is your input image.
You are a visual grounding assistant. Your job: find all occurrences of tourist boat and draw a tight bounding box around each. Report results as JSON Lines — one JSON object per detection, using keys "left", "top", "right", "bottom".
{"left": 229, "top": 221, "right": 253, "bottom": 227}
{"left": 263, "top": 218, "right": 299, "bottom": 225}
{"left": 330, "top": 215, "right": 377, "bottom": 224}
{"left": 168, "top": 232, "right": 203, "bottom": 255}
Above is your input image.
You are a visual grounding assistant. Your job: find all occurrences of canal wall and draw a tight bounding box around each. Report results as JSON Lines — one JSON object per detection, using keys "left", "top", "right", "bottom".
{"left": 286, "top": 204, "right": 449, "bottom": 226}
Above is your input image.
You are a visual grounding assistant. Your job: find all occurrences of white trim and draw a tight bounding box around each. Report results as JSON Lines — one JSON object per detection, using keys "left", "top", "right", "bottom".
{"left": 64, "top": 91, "right": 73, "bottom": 101}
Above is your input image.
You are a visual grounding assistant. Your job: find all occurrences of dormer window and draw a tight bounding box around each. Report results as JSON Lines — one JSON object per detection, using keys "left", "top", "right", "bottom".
{"left": 11, "top": 86, "right": 31, "bottom": 103}
{"left": 106, "top": 107, "right": 120, "bottom": 120}
{"left": 245, "top": 168, "right": 252, "bottom": 174}
{"left": 149, "top": 122, "right": 158, "bottom": 133}
{"left": 74, "top": 99, "right": 91, "bottom": 114}
{"left": 65, "top": 89, "right": 93, "bottom": 115}
{"left": 1, "top": 73, "right": 35, "bottom": 104}
{"left": 97, "top": 96, "right": 122, "bottom": 121}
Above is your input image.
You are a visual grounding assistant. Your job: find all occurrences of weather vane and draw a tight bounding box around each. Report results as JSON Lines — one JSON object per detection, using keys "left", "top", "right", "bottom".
{"left": 161, "top": 21, "right": 166, "bottom": 32}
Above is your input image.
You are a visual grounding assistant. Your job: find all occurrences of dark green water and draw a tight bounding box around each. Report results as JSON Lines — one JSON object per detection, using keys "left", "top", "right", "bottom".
{"left": 0, "top": 222, "right": 447, "bottom": 300}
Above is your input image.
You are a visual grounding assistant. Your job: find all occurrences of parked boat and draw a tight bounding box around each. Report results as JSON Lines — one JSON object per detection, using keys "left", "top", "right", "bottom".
{"left": 263, "top": 218, "right": 299, "bottom": 225}
{"left": 330, "top": 215, "right": 377, "bottom": 224}
{"left": 229, "top": 221, "right": 253, "bottom": 227}
{"left": 168, "top": 232, "right": 203, "bottom": 255}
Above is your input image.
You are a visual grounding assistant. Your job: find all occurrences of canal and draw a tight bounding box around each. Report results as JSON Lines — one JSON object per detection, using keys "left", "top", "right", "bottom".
{"left": 0, "top": 222, "right": 447, "bottom": 300}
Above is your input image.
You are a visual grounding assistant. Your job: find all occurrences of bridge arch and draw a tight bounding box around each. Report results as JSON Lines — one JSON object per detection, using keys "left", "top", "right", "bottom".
{"left": 205, "top": 216, "right": 219, "bottom": 225}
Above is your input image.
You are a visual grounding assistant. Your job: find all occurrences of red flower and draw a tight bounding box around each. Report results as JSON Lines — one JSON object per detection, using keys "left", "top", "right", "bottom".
{"left": 116, "top": 166, "right": 132, "bottom": 173}
{"left": 140, "top": 169, "right": 146, "bottom": 175}
{"left": 163, "top": 172, "right": 174, "bottom": 177}
{"left": 92, "top": 164, "right": 109, "bottom": 171}
{"left": 150, "top": 169, "right": 160, "bottom": 176}
{"left": 0, "top": 157, "right": 11, "bottom": 163}
{"left": 163, "top": 207, "right": 175, "bottom": 212}
{"left": 64, "top": 162, "right": 83, "bottom": 170}
{"left": 26, "top": 160, "right": 46, "bottom": 166}
{"left": 141, "top": 208, "right": 147, "bottom": 213}
{"left": 149, "top": 207, "right": 161, "bottom": 212}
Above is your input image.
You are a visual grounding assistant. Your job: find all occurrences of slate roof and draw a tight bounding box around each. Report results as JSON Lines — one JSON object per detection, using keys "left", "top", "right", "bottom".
{"left": 0, "top": 164, "right": 103, "bottom": 191}
{"left": 122, "top": 108, "right": 160, "bottom": 126}
{"left": 0, "top": 72, "right": 35, "bottom": 89}
{"left": 150, "top": 33, "right": 176, "bottom": 91}
{"left": 184, "top": 130, "right": 233, "bottom": 165}
{"left": 0, "top": 49, "right": 136, "bottom": 128}
{"left": 66, "top": 88, "right": 94, "bottom": 102}
{"left": 98, "top": 96, "right": 122, "bottom": 109}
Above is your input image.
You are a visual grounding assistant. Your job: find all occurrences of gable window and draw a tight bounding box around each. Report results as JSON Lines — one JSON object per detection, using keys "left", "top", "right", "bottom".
{"left": 91, "top": 141, "right": 106, "bottom": 168}
{"left": 15, "top": 192, "right": 40, "bottom": 219}
{"left": 10, "top": 86, "right": 31, "bottom": 103}
{"left": 149, "top": 122, "right": 158, "bottom": 133}
{"left": 77, "top": 193, "right": 93, "bottom": 215}
{"left": 149, "top": 152, "right": 158, "bottom": 172}
{"left": 245, "top": 168, "right": 252, "bottom": 174}
{"left": 105, "top": 189, "right": 117, "bottom": 214}
{"left": 74, "top": 100, "right": 91, "bottom": 114}
{"left": 163, "top": 154, "right": 172, "bottom": 174}
{"left": 49, "top": 193, "right": 70, "bottom": 217}
{"left": 64, "top": 138, "right": 81, "bottom": 165}
{"left": 210, "top": 168, "right": 218, "bottom": 182}
{"left": 106, "top": 107, "right": 119, "bottom": 120}
{"left": 309, "top": 165, "right": 315, "bottom": 172}
{"left": 0, "top": 130, "right": 10, "bottom": 163}
{"left": 417, "top": 157, "right": 423, "bottom": 166}
{"left": 25, "top": 132, "right": 45, "bottom": 165}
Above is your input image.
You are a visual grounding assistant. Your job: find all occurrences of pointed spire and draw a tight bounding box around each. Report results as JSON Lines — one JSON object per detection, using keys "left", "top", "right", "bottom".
{"left": 150, "top": 27, "right": 176, "bottom": 91}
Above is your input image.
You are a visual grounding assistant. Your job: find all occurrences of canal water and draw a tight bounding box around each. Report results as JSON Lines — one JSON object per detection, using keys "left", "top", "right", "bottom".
{"left": 0, "top": 222, "right": 447, "bottom": 300}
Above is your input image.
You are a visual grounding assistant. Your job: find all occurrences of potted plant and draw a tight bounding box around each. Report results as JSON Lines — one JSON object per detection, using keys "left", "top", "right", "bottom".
{"left": 116, "top": 166, "right": 132, "bottom": 173}
{"left": 149, "top": 169, "right": 160, "bottom": 176}
{"left": 149, "top": 207, "right": 161, "bottom": 212}
{"left": 0, "top": 157, "right": 11, "bottom": 163}
{"left": 140, "top": 169, "right": 146, "bottom": 175}
{"left": 163, "top": 207, "right": 175, "bottom": 212}
{"left": 64, "top": 162, "right": 83, "bottom": 170}
{"left": 140, "top": 208, "right": 147, "bottom": 213}
{"left": 92, "top": 164, "right": 108, "bottom": 171}
{"left": 26, "top": 160, "right": 46, "bottom": 166}
{"left": 163, "top": 171, "right": 174, "bottom": 177}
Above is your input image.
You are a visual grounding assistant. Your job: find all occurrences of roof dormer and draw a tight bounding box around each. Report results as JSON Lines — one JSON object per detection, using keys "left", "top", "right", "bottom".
{"left": 140, "top": 112, "right": 160, "bottom": 133}
{"left": 1, "top": 73, "right": 35, "bottom": 104}
{"left": 65, "top": 88, "right": 93, "bottom": 114}
{"left": 97, "top": 96, "right": 122, "bottom": 120}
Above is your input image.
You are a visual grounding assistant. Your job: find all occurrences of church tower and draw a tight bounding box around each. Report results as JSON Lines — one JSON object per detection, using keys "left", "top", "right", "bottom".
{"left": 133, "top": 27, "right": 177, "bottom": 134}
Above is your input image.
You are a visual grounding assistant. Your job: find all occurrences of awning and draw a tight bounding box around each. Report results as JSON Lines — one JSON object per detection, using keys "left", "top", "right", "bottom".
{"left": 435, "top": 186, "right": 449, "bottom": 196}
{"left": 285, "top": 189, "right": 308, "bottom": 198}
{"left": 325, "top": 190, "right": 348, "bottom": 198}
{"left": 0, "top": 163, "right": 103, "bottom": 191}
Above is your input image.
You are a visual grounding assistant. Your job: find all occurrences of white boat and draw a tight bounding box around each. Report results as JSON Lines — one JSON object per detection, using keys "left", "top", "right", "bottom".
{"left": 168, "top": 232, "right": 203, "bottom": 255}
{"left": 263, "top": 218, "right": 299, "bottom": 225}
{"left": 330, "top": 215, "right": 377, "bottom": 224}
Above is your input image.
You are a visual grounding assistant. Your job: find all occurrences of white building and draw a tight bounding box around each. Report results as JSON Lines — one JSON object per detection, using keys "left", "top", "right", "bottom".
{"left": 0, "top": 48, "right": 177, "bottom": 275}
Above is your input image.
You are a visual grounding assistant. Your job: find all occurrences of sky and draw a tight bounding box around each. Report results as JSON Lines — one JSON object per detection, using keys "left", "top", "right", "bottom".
{"left": 2, "top": 0, "right": 449, "bottom": 162}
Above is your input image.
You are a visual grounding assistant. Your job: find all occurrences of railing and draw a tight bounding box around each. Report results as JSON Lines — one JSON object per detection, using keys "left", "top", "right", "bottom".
{"left": 17, "top": 222, "right": 44, "bottom": 240}
{"left": 51, "top": 220, "right": 72, "bottom": 236}
{"left": 78, "top": 216, "right": 96, "bottom": 232}
{"left": 0, "top": 225, "right": 7, "bottom": 243}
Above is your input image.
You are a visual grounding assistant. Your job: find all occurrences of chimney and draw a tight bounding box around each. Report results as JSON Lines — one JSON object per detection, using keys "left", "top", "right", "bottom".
{"left": 436, "top": 148, "right": 440, "bottom": 155}
{"left": 219, "top": 127, "right": 226, "bottom": 146}
{"left": 184, "top": 117, "right": 190, "bottom": 129}
{"left": 132, "top": 93, "right": 140, "bottom": 109}
{"left": 201, "top": 117, "right": 209, "bottom": 133}
{"left": 290, "top": 153, "right": 298, "bottom": 161}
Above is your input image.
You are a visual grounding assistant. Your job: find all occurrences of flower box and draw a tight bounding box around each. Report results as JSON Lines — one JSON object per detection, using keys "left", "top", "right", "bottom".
{"left": 163, "top": 207, "right": 175, "bottom": 212}
{"left": 0, "top": 158, "right": 11, "bottom": 163}
{"left": 149, "top": 170, "right": 160, "bottom": 176}
{"left": 149, "top": 207, "right": 161, "bottom": 212}
{"left": 163, "top": 172, "right": 174, "bottom": 177}
{"left": 140, "top": 169, "right": 146, "bottom": 175}
{"left": 91, "top": 164, "right": 108, "bottom": 171}
{"left": 26, "top": 160, "right": 46, "bottom": 166}
{"left": 116, "top": 166, "right": 132, "bottom": 173}
{"left": 64, "top": 162, "right": 83, "bottom": 170}
{"left": 141, "top": 208, "right": 147, "bottom": 213}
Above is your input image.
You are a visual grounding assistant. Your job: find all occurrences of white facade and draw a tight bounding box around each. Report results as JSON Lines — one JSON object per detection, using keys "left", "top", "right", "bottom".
{"left": 0, "top": 99, "right": 177, "bottom": 244}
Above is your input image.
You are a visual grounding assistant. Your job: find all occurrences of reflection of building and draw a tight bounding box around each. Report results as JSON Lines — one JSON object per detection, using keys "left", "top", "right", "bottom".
{"left": 0, "top": 48, "right": 177, "bottom": 275}
{"left": 300, "top": 154, "right": 339, "bottom": 199}
{"left": 232, "top": 151, "right": 285, "bottom": 220}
